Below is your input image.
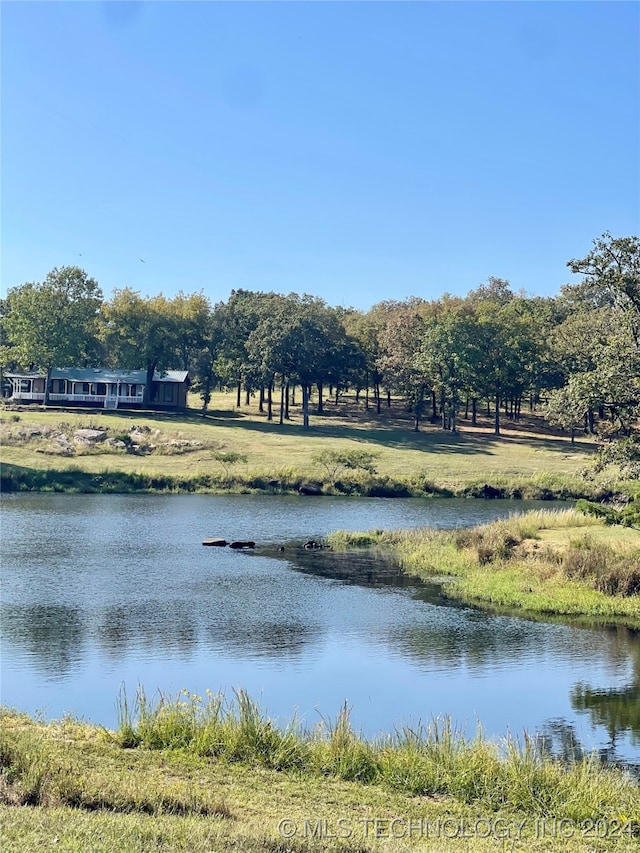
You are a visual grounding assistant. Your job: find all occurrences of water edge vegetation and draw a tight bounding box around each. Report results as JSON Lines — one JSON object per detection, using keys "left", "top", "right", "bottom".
{"left": 1, "top": 687, "right": 639, "bottom": 853}
{"left": 326, "top": 510, "right": 640, "bottom": 622}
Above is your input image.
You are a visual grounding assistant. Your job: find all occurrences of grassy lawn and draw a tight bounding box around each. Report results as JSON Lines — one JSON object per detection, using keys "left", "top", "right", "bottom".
{"left": 1, "top": 705, "right": 638, "bottom": 853}
{"left": 0, "top": 392, "right": 611, "bottom": 498}
{"left": 538, "top": 524, "right": 640, "bottom": 550}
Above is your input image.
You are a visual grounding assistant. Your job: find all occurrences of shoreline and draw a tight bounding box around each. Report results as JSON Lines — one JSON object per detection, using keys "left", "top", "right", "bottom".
{"left": 2, "top": 401, "right": 630, "bottom": 503}
{"left": 326, "top": 509, "right": 640, "bottom": 623}
{"left": 0, "top": 461, "right": 620, "bottom": 501}
{"left": 1, "top": 694, "right": 638, "bottom": 853}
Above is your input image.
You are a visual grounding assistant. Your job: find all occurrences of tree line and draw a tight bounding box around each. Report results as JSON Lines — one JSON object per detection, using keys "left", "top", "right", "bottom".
{"left": 1, "top": 232, "right": 638, "bottom": 467}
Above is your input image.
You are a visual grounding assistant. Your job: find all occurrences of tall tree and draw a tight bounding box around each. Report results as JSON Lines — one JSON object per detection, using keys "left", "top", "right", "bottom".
{"left": 417, "top": 298, "right": 475, "bottom": 433}
{"left": 170, "top": 291, "right": 212, "bottom": 372}
{"left": 567, "top": 232, "right": 640, "bottom": 342}
{"left": 191, "top": 306, "right": 226, "bottom": 415}
{"left": 3, "top": 266, "right": 103, "bottom": 402}
{"left": 214, "top": 290, "right": 279, "bottom": 407}
{"left": 561, "top": 234, "right": 640, "bottom": 446}
{"left": 100, "top": 289, "right": 179, "bottom": 406}
{"left": 377, "top": 299, "right": 430, "bottom": 431}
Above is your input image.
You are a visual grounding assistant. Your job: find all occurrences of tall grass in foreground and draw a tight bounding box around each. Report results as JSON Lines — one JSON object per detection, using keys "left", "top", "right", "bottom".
{"left": 0, "top": 715, "right": 231, "bottom": 817}
{"left": 112, "top": 687, "right": 639, "bottom": 824}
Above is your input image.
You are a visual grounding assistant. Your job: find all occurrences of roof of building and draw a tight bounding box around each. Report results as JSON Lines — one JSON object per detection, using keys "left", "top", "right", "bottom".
{"left": 154, "top": 370, "right": 189, "bottom": 383}
{"left": 6, "top": 368, "right": 189, "bottom": 383}
{"left": 51, "top": 368, "right": 147, "bottom": 383}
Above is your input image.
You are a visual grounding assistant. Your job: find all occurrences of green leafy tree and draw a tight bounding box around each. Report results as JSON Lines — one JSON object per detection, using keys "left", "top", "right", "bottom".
{"left": 465, "top": 282, "right": 546, "bottom": 435}
{"left": 312, "top": 449, "right": 380, "bottom": 480}
{"left": 170, "top": 291, "right": 212, "bottom": 372}
{"left": 560, "top": 234, "right": 640, "bottom": 464}
{"left": 3, "top": 267, "right": 103, "bottom": 402}
{"left": 332, "top": 308, "right": 369, "bottom": 404}
{"left": 377, "top": 299, "right": 430, "bottom": 430}
{"left": 191, "top": 306, "right": 227, "bottom": 415}
{"left": 345, "top": 307, "right": 388, "bottom": 411}
{"left": 100, "top": 289, "right": 179, "bottom": 406}
{"left": 214, "top": 290, "right": 281, "bottom": 407}
{"left": 245, "top": 295, "right": 296, "bottom": 423}
{"left": 417, "top": 298, "right": 475, "bottom": 432}
{"left": 545, "top": 383, "right": 590, "bottom": 445}
{"left": 567, "top": 232, "right": 640, "bottom": 343}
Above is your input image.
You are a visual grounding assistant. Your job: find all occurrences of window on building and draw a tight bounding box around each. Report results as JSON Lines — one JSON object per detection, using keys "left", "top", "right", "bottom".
{"left": 96, "top": 383, "right": 107, "bottom": 395}
{"left": 163, "top": 383, "right": 174, "bottom": 403}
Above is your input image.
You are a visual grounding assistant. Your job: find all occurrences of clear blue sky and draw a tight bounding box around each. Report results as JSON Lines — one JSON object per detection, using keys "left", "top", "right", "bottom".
{"left": 2, "top": 1, "right": 639, "bottom": 310}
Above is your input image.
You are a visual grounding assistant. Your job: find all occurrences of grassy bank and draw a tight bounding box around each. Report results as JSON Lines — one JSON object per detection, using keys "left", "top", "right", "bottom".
{"left": 327, "top": 510, "right": 640, "bottom": 622}
{"left": 0, "top": 393, "right": 631, "bottom": 500}
{"left": 1, "top": 691, "right": 638, "bottom": 853}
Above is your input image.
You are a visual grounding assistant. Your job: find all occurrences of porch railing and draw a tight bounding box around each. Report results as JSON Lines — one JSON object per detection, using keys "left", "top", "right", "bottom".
{"left": 48, "top": 393, "right": 142, "bottom": 405}
{"left": 9, "top": 392, "right": 45, "bottom": 402}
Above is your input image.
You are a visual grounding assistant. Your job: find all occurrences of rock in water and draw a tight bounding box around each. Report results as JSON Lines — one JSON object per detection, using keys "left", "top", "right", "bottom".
{"left": 299, "top": 483, "right": 322, "bottom": 496}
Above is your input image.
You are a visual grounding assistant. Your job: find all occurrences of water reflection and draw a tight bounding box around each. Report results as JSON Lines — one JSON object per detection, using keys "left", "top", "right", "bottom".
{"left": 2, "top": 605, "right": 85, "bottom": 678}
{"left": 1, "top": 494, "right": 639, "bottom": 769}
{"left": 279, "top": 546, "right": 640, "bottom": 769}
{"left": 204, "top": 621, "right": 317, "bottom": 659}
{"left": 570, "top": 634, "right": 640, "bottom": 762}
{"left": 2, "top": 600, "right": 318, "bottom": 665}
{"left": 98, "top": 602, "right": 199, "bottom": 656}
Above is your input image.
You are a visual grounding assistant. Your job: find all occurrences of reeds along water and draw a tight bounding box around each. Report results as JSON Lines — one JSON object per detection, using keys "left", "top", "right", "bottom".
{"left": 110, "top": 686, "right": 639, "bottom": 820}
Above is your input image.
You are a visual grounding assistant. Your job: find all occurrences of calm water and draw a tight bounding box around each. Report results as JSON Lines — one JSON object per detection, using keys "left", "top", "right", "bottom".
{"left": 1, "top": 493, "right": 638, "bottom": 769}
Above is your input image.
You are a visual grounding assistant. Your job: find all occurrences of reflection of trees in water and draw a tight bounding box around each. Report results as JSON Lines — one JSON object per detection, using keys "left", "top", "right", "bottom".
{"left": 287, "top": 548, "right": 640, "bottom": 675}
{"left": 203, "top": 620, "right": 317, "bottom": 659}
{"left": 537, "top": 718, "right": 640, "bottom": 778}
{"left": 97, "top": 602, "right": 317, "bottom": 661}
{"left": 281, "top": 547, "right": 424, "bottom": 591}
{"left": 381, "top": 619, "right": 638, "bottom": 674}
{"left": 3, "top": 598, "right": 317, "bottom": 672}
{"left": 1, "top": 604, "right": 84, "bottom": 677}
{"left": 571, "top": 635, "right": 640, "bottom": 747}
{"left": 98, "top": 602, "right": 198, "bottom": 657}
{"left": 384, "top": 622, "right": 535, "bottom": 671}
{"left": 536, "top": 720, "right": 586, "bottom": 763}
{"left": 291, "top": 547, "right": 640, "bottom": 775}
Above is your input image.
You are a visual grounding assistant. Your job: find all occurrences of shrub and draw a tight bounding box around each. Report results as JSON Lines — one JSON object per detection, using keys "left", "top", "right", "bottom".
{"left": 312, "top": 449, "right": 380, "bottom": 480}
{"left": 576, "top": 498, "right": 640, "bottom": 528}
{"left": 212, "top": 451, "right": 248, "bottom": 476}
{"left": 561, "top": 538, "right": 640, "bottom": 597}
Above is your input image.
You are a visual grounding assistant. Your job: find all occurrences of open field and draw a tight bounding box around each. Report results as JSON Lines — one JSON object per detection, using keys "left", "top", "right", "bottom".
{"left": 1, "top": 698, "right": 638, "bottom": 853}
{"left": 0, "top": 392, "right": 624, "bottom": 499}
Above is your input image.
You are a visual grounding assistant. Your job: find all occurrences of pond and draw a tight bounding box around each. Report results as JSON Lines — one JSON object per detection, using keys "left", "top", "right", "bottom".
{"left": 1, "top": 493, "right": 638, "bottom": 770}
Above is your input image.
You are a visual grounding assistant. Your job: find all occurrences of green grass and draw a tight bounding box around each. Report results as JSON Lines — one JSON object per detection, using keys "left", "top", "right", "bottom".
{"left": 1, "top": 696, "right": 638, "bottom": 853}
{"left": 327, "top": 510, "right": 640, "bottom": 621}
{"left": 0, "top": 393, "right": 625, "bottom": 499}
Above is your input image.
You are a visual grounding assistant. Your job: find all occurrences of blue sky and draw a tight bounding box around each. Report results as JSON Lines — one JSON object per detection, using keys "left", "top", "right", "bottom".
{"left": 2, "top": 1, "right": 639, "bottom": 310}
